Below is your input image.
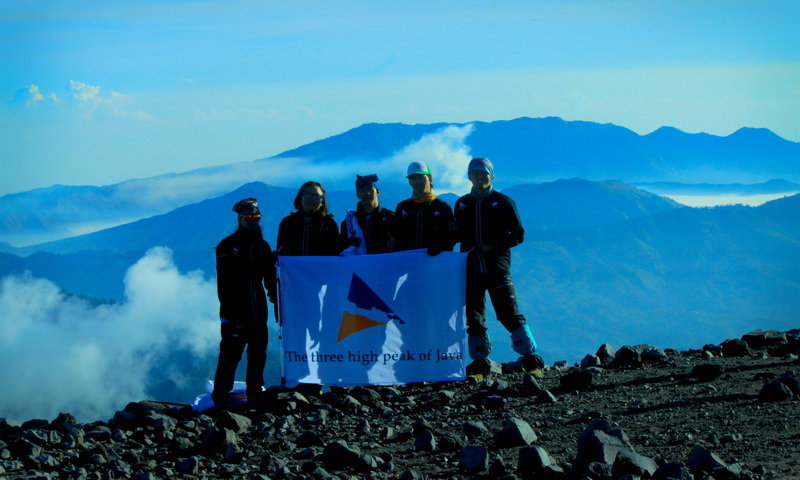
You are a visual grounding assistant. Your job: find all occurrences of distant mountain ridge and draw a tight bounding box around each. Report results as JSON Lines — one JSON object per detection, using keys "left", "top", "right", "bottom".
{"left": 635, "top": 179, "right": 800, "bottom": 196}
{"left": 2, "top": 116, "right": 798, "bottom": 247}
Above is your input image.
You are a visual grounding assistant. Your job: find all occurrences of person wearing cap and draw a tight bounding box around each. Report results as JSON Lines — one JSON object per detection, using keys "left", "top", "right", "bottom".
{"left": 339, "top": 174, "right": 396, "bottom": 255}
{"left": 276, "top": 181, "right": 340, "bottom": 256}
{"left": 454, "top": 157, "right": 542, "bottom": 374}
{"left": 394, "top": 161, "right": 454, "bottom": 254}
{"left": 212, "top": 197, "right": 277, "bottom": 410}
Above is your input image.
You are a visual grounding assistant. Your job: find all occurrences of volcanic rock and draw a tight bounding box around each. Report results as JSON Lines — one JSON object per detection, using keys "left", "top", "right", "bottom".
{"left": 497, "top": 417, "right": 537, "bottom": 447}
{"left": 559, "top": 370, "right": 593, "bottom": 390}
{"left": 459, "top": 445, "right": 489, "bottom": 473}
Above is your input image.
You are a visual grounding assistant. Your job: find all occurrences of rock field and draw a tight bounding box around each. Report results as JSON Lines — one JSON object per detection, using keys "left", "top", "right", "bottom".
{"left": 1, "top": 329, "right": 799, "bottom": 479}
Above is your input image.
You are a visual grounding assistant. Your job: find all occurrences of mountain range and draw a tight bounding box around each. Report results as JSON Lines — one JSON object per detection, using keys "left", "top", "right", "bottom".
{"left": 2, "top": 116, "right": 798, "bottom": 247}
{"left": 2, "top": 117, "right": 799, "bottom": 410}
{"left": 1, "top": 176, "right": 798, "bottom": 366}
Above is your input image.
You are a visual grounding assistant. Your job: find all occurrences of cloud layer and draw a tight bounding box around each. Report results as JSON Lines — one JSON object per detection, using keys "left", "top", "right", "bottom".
{"left": 0, "top": 247, "right": 220, "bottom": 422}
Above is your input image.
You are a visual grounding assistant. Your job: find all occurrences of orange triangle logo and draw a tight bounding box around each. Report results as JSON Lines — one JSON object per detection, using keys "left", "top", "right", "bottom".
{"left": 338, "top": 311, "right": 388, "bottom": 342}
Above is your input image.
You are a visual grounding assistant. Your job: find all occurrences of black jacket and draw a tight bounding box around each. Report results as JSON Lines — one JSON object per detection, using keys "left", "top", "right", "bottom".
{"left": 276, "top": 211, "right": 340, "bottom": 256}
{"left": 454, "top": 190, "right": 524, "bottom": 273}
{"left": 339, "top": 204, "right": 396, "bottom": 254}
{"left": 394, "top": 196, "right": 454, "bottom": 251}
{"left": 216, "top": 228, "right": 276, "bottom": 327}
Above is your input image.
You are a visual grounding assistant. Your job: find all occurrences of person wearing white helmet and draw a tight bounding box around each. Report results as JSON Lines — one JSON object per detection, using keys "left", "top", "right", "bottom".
{"left": 394, "top": 161, "right": 454, "bottom": 254}
{"left": 454, "top": 157, "right": 542, "bottom": 374}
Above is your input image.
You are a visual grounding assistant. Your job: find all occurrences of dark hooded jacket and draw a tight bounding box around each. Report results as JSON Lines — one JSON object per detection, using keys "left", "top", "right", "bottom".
{"left": 453, "top": 189, "right": 524, "bottom": 272}
{"left": 393, "top": 197, "right": 454, "bottom": 252}
{"left": 216, "top": 227, "right": 276, "bottom": 326}
{"left": 339, "top": 204, "right": 396, "bottom": 254}
{"left": 276, "top": 211, "right": 340, "bottom": 256}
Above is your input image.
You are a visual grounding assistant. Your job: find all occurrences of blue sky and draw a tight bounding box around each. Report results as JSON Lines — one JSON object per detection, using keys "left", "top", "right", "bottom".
{"left": 1, "top": 0, "right": 798, "bottom": 195}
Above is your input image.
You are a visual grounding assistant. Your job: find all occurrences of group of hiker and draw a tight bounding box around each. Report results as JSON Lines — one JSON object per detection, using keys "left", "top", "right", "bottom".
{"left": 211, "top": 157, "right": 540, "bottom": 409}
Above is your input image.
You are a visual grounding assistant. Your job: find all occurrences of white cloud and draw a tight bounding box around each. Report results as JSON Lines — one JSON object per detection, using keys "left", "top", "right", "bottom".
{"left": 69, "top": 80, "right": 102, "bottom": 103}
{"left": 0, "top": 247, "right": 220, "bottom": 422}
{"left": 385, "top": 124, "right": 474, "bottom": 194}
{"left": 8, "top": 85, "right": 60, "bottom": 106}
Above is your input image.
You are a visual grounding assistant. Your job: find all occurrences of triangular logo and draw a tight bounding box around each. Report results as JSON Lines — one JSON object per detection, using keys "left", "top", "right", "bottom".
{"left": 338, "top": 312, "right": 388, "bottom": 342}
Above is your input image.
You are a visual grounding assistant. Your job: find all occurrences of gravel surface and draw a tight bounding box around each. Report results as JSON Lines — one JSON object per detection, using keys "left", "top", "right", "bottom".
{"left": 1, "top": 329, "right": 798, "bottom": 479}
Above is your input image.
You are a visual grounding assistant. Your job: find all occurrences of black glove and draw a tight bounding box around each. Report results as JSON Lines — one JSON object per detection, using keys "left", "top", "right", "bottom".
{"left": 348, "top": 238, "right": 362, "bottom": 248}
{"left": 426, "top": 247, "right": 442, "bottom": 256}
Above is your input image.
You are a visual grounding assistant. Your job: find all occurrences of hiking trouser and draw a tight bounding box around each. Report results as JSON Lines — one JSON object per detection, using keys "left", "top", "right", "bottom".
{"left": 465, "top": 251, "right": 526, "bottom": 336}
{"left": 212, "top": 321, "right": 267, "bottom": 406}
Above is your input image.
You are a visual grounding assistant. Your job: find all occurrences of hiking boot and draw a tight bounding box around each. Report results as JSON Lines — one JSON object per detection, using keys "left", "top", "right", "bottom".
{"left": 466, "top": 358, "right": 502, "bottom": 376}
{"left": 520, "top": 354, "right": 545, "bottom": 377}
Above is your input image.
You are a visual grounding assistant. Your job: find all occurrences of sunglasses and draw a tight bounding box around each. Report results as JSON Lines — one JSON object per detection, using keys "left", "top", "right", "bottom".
{"left": 302, "top": 193, "right": 324, "bottom": 200}
{"left": 240, "top": 214, "right": 262, "bottom": 220}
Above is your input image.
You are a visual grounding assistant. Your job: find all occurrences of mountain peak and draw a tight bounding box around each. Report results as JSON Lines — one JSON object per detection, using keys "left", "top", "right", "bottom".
{"left": 645, "top": 126, "right": 687, "bottom": 137}
{"left": 727, "top": 127, "right": 785, "bottom": 142}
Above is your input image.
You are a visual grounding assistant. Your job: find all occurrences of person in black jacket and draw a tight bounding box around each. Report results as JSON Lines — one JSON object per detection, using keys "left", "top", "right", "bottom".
{"left": 212, "top": 198, "right": 277, "bottom": 409}
{"left": 394, "top": 161, "right": 454, "bottom": 255}
{"left": 339, "top": 174, "right": 395, "bottom": 255}
{"left": 454, "top": 157, "right": 541, "bottom": 372}
{"left": 277, "top": 181, "right": 340, "bottom": 256}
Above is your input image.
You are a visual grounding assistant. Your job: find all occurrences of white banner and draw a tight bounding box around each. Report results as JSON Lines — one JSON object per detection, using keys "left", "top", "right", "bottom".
{"left": 278, "top": 250, "right": 468, "bottom": 385}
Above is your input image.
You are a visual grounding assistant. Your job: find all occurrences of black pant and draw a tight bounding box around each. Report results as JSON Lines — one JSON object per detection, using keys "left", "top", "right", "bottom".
{"left": 465, "top": 251, "right": 526, "bottom": 336}
{"left": 212, "top": 321, "right": 268, "bottom": 405}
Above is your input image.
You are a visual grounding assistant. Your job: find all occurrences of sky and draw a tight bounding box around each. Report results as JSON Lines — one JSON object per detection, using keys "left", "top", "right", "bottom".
{"left": 1, "top": 0, "right": 798, "bottom": 196}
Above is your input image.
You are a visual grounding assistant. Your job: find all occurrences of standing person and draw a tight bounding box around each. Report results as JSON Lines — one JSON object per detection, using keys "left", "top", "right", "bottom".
{"left": 339, "top": 174, "right": 395, "bottom": 255}
{"left": 212, "top": 198, "right": 276, "bottom": 410}
{"left": 453, "top": 157, "right": 542, "bottom": 374}
{"left": 276, "top": 181, "right": 340, "bottom": 256}
{"left": 394, "top": 161, "right": 454, "bottom": 255}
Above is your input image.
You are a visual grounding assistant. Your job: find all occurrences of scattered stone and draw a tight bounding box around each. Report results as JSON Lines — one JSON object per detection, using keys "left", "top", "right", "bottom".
{"left": 484, "top": 395, "right": 506, "bottom": 409}
{"left": 497, "top": 417, "right": 537, "bottom": 447}
{"left": 414, "top": 429, "right": 436, "bottom": 452}
{"left": 596, "top": 344, "right": 616, "bottom": 364}
{"left": 690, "top": 363, "right": 724, "bottom": 382}
{"left": 536, "top": 390, "right": 558, "bottom": 404}
{"left": 467, "top": 358, "right": 503, "bottom": 376}
{"left": 641, "top": 346, "right": 668, "bottom": 364}
{"left": 321, "top": 440, "right": 361, "bottom": 469}
{"left": 611, "top": 346, "right": 642, "bottom": 369}
{"left": 459, "top": 445, "right": 489, "bottom": 473}
{"left": 758, "top": 376, "right": 798, "bottom": 402}
{"left": 742, "top": 330, "right": 788, "bottom": 349}
{"left": 576, "top": 419, "right": 656, "bottom": 476}
{"left": 720, "top": 338, "right": 752, "bottom": 357}
{"left": 518, "top": 446, "right": 553, "bottom": 474}
{"left": 687, "top": 445, "right": 737, "bottom": 476}
{"left": 350, "top": 386, "right": 383, "bottom": 406}
{"left": 296, "top": 430, "right": 324, "bottom": 447}
{"left": 399, "top": 469, "right": 424, "bottom": 480}
{"left": 581, "top": 354, "right": 602, "bottom": 368}
{"left": 520, "top": 374, "right": 543, "bottom": 395}
{"left": 559, "top": 370, "right": 593, "bottom": 390}
{"left": 653, "top": 461, "right": 693, "bottom": 480}
{"left": 175, "top": 456, "right": 200, "bottom": 474}
{"left": 463, "top": 420, "right": 488, "bottom": 439}
{"left": 216, "top": 410, "right": 251, "bottom": 434}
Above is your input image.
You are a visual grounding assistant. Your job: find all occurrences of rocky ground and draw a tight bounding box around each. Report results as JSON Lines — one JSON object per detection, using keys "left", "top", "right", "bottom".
{"left": 1, "top": 329, "right": 799, "bottom": 480}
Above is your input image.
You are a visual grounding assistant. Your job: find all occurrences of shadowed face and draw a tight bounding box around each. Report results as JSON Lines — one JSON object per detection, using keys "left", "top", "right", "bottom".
{"left": 408, "top": 173, "right": 432, "bottom": 196}
{"left": 301, "top": 185, "right": 324, "bottom": 214}
{"left": 469, "top": 169, "right": 491, "bottom": 191}
{"left": 357, "top": 185, "right": 378, "bottom": 202}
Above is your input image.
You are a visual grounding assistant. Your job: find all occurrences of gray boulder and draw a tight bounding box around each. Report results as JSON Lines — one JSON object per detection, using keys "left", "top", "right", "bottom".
{"left": 459, "top": 445, "right": 489, "bottom": 473}
{"left": 497, "top": 417, "right": 537, "bottom": 447}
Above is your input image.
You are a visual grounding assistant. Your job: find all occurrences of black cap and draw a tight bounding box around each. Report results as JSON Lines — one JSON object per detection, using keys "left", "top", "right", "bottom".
{"left": 355, "top": 174, "right": 379, "bottom": 191}
{"left": 232, "top": 198, "right": 260, "bottom": 215}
